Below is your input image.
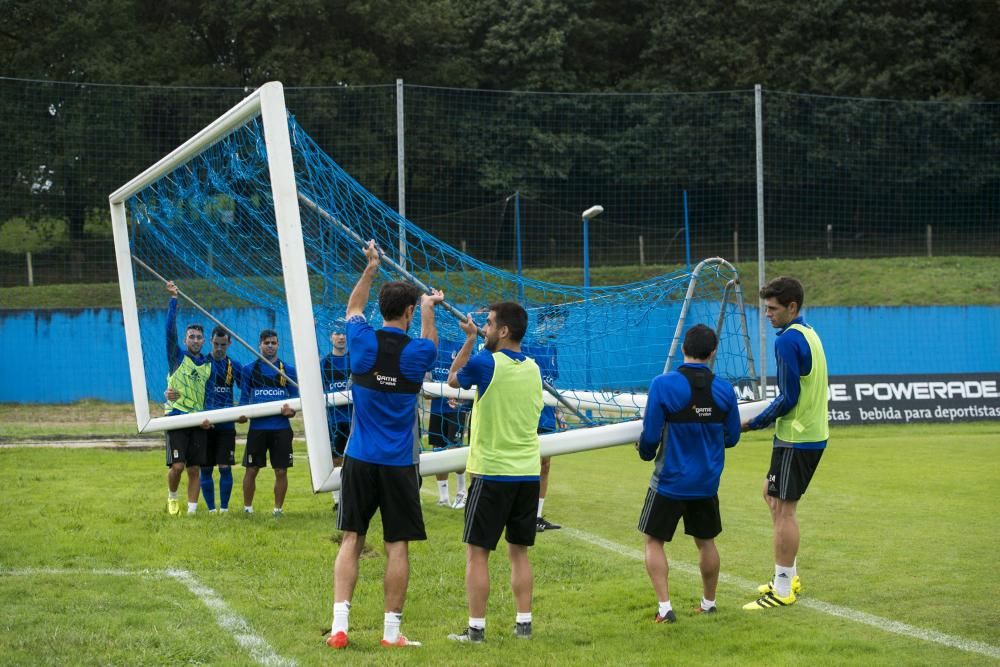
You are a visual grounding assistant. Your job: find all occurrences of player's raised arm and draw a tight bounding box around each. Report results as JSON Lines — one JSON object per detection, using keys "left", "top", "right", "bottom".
{"left": 447, "top": 315, "right": 479, "bottom": 389}
{"left": 346, "top": 240, "right": 380, "bottom": 319}
{"left": 420, "top": 288, "right": 444, "bottom": 347}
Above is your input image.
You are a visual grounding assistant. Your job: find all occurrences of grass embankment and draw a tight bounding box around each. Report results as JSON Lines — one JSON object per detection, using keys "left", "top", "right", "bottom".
{"left": 2, "top": 257, "right": 998, "bottom": 309}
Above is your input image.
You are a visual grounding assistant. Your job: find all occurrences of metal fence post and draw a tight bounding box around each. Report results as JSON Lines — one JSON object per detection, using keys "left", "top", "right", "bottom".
{"left": 755, "top": 84, "right": 767, "bottom": 396}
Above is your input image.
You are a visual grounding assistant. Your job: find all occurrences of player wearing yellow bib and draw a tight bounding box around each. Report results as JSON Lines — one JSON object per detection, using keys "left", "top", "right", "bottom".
{"left": 446, "top": 302, "right": 544, "bottom": 644}
{"left": 742, "top": 277, "right": 829, "bottom": 610}
{"left": 163, "top": 280, "right": 211, "bottom": 516}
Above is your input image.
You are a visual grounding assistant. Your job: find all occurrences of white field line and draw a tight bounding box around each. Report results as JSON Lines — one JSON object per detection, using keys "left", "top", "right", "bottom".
{"left": 0, "top": 567, "right": 295, "bottom": 667}
{"left": 558, "top": 527, "right": 1000, "bottom": 661}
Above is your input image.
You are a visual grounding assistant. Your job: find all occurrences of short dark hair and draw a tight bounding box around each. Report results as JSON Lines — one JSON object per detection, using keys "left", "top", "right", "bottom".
{"left": 490, "top": 301, "right": 528, "bottom": 342}
{"left": 211, "top": 326, "right": 230, "bottom": 340}
{"left": 760, "top": 276, "right": 805, "bottom": 309}
{"left": 682, "top": 324, "right": 718, "bottom": 361}
{"left": 259, "top": 328, "right": 278, "bottom": 342}
{"left": 379, "top": 281, "right": 421, "bottom": 320}
{"left": 185, "top": 324, "right": 203, "bottom": 334}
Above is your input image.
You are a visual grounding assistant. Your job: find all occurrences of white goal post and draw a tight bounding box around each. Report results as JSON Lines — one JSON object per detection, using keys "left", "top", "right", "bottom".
{"left": 109, "top": 80, "right": 767, "bottom": 495}
{"left": 109, "top": 82, "right": 335, "bottom": 493}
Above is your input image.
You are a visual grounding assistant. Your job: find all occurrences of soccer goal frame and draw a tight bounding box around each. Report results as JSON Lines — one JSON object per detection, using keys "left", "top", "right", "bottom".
{"left": 108, "top": 82, "right": 334, "bottom": 492}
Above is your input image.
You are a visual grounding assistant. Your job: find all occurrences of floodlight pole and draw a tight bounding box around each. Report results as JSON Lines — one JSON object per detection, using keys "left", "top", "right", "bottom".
{"left": 581, "top": 205, "right": 603, "bottom": 411}
{"left": 581, "top": 205, "right": 603, "bottom": 290}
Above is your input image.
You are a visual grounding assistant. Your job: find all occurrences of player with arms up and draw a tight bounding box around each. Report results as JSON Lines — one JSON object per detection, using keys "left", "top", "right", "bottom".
{"left": 163, "top": 281, "right": 211, "bottom": 516}
{"left": 328, "top": 240, "right": 443, "bottom": 650}
{"left": 742, "top": 277, "right": 829, "bottom": 611}
{"left": 446, "top": 302, "right": 544, "bottom": 644}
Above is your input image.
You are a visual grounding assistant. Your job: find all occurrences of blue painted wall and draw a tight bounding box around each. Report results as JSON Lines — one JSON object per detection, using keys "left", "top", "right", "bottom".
{"left": 1, "top": 306, "right": 997, "bottom": 403}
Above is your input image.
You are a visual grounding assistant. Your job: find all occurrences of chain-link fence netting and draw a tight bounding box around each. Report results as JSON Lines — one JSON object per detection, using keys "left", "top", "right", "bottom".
{"left": 2, "top": 77, "right": 997, "bottom": 288}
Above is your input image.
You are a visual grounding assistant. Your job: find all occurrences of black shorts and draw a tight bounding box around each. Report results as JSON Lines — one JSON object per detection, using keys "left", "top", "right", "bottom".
{"left": 638, "top": 488, "right": 722, "bottom": 541}
{"left": 165, "top": 427, "right": 207, "bottom": 467}
{"left": 337, "top": 456, "right": 426, "bottom": 543}
{"left": 329, "top": 421, "right": 350, "bottom": 458}
{"left": 463, "top": 477, "right": 539, "bottom": 550}
{"left": 428, "top": 412, "right": 460, "bottom": 450}
{"left": 242, "top": 429, "right": 294, "bottom": 469}
{"left": 204, "top": 429, "right": 237, "bottom": 467}
{"left": 767, "top": 447, "right": 824, "bottom": 501}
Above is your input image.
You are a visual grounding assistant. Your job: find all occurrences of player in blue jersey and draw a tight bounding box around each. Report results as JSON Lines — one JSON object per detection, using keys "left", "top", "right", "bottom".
{"left": 163, "top": 280, "right": 211, "bottom": 516}
{"left": 238, "top": 329, "right": 298, "bottom": 516}
{"left": 522, "top": 308, "right": 564, "bottom": 532}
{"left": 328, "top": 240, "right": 443, "bottom": 651}
{"left": 742, "top": 277, "right": 829, "bottom": 610}
{"left": 425, "top": 336, "right": 468, "bottom": 508}
{"left": 199, "top": 326, "right": 243, "bottom": 513}
{"left": 321, "top": 323, "right": 351, "bottom": 509}
{"left": 637, "top": 324, "right": 741, "bottom": 622}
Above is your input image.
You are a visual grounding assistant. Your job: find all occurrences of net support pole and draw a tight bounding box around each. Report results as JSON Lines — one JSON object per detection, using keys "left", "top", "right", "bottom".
{"left": 755, "top": 83, "right": 767, "bottom": 397}
{"left": 396, "top": 78, "right": 407, "bottom": 271}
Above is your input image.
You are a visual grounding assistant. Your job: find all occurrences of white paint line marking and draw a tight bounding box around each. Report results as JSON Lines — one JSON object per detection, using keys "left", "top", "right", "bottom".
{"left": 1, "top": 567, "right": 296, "bottom": 667}
{"left": 559, "top": 527, "right": 1000, "bottom": 660}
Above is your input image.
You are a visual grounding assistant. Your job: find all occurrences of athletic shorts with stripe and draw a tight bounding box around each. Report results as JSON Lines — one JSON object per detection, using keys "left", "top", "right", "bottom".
{"left": 165, "top": 426, "right": 207, "bottom": 467}
{"left": 336, "top": 456, "right": 427, "bottom": 543}
{"left": 204, "top": 429, "right": 236, "bottom": 467}
{"left": 462, "top": 477, "right": 539, "bottom": 550}
{"left": 766, "top": 447, "right": 824, "bottom": 501}
{"left": 638, "top": 488, "right": 722, "bottom": 541}
{"left": 242, "top": 428, "right": 294, "bottom": 469}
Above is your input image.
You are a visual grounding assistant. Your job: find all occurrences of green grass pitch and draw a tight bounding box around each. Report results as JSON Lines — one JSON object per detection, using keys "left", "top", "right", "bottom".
{"left": 1, "top": 422, "right": 997, "bottom": 666}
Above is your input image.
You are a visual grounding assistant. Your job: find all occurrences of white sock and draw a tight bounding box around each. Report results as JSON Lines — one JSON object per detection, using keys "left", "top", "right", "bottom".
{"left": 658, "top": 600, "right": 672, "bottom": 617}
{"left": 469, "top": 616, "right": 486, "bottom": 630}
{"left": 515, "top": 612, "right": 532, "bottom": 624}
{"left": 187, "top": 502, "right": 197, "bottom": 513}
{"left": 537, "top": 497, "right": 545, "bottom": 518}
{"left": 701, "top": 597, "right": 716, "bottom": 610}
{"left": 456, "top": 473, "right": 467, "bottom": 494}
{"left": 437, "top": 480, "right": 449, "bottom": 502}
{"left": 791, "top": 558, "right": 798, "bottom": 578}
{"left": 383, "top": 612, "right": 402, "bottom": 642}
{"left": 774, "top": 564, "right": 795, "bottom": 597}
{"left": 332, "top": 601, "right": 350, "bottom": 634}
{"left": 168, "top": 491, "right": 178, "bottom": 500}
{"left": 244, "top": 506, "right": 253, "bottom": 513}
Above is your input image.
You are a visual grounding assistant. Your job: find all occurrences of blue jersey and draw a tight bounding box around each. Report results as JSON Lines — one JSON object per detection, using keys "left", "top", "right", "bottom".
{"left": 747, "top": 316, "right": 828, "bottom": 450}
{"left": 429, "top": 339, "right": 464, "bottom": 415}
{"left": 321, "top": 352, "right": 352, "bottom": 424}
{"left": 238, "top": 358, "right": 298, "bottom": 431}
{"left": 345, "top": 316, "right": 437, "bottom": 466}
{"left": 204, "top": 355, "right": 242, "bottom": 432}
{"left": 522, "top": 341, "right": 558, "bottom": 431}
{"left": 638, "top": 363, "right": 741, "bottom": 499}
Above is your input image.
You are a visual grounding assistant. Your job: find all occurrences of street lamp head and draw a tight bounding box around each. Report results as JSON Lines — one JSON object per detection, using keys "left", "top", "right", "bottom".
{"left": 582, "top": 205, "right": 604, "bottom": 221}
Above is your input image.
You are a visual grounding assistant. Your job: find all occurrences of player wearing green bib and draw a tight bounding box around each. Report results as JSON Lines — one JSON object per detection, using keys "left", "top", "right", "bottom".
{"left": 163, "top": 280, "right": 211, "bottom": 516}
{"left": 446, "top": 302, "right": 544, "bottom": 644}
{"left": 742, "top": 277, "right": 829, "bottom": 610}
